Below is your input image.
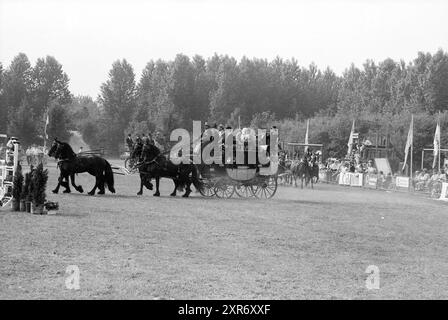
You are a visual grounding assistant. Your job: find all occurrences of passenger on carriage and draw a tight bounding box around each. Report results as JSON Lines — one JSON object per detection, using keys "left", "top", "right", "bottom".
{"left": 154, "top": 131, "right": 166, "bottom": 151}
{"left": 140, "top": 134, "right": 150, "bottom": 162}
{"left": 126, "top": 134, "right": 134, "bottom": 152}
{"left": 131, "top": 134, "right": 143, "bottom": 160}
{"left": 134, "top": 134, "right": 142, "bottom": 147}
{"left": 201, "top": 122, "right": 212, "bottom": 141}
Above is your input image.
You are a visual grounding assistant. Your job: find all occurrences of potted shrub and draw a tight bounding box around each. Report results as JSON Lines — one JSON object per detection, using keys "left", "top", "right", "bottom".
{"left": 31, "top": 163, "right": 48, "bottom": 214}
{"left": 12, "top": 167, "right": 23, "bottom": 211}
{"left": 25, "top": 167, "right": 35, "bottom": 212}
{"left": 21, "top": 172, "right": 31, "bottom": 211}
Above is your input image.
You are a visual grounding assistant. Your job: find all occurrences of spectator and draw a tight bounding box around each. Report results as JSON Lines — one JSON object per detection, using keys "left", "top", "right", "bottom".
{"left": 366, "top": 160, "right": 377, "bottom": 174}
{"left": 378, "top": 171, "right": 385, "bottom": 188}
{"left": 384, "top": 172, "right": 392, "bottom": 189}
{"left": 413, "top": 170, "right": 421, "bottom": 188}
{"left": 440, "top": 169, "right": 447, "bottom": 182}
{"left": 427, "top": 169, "right": 439, "bottom": 189}
{"left": 416, "top": 168, "right": 430, "bottom": 191}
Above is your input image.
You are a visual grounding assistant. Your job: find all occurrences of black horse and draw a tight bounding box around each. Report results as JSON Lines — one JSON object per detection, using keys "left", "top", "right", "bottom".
{"left": 48, "top": 139, "right": 115, "bottom": 195}
{"left": 310, "top": 155, "right": 319, "bottom": 183}
{"left": 290, "top": 158, "right": 312, "bottom": 189}
{"left": 136, "top": 143, "right": 203, "bottom": 197}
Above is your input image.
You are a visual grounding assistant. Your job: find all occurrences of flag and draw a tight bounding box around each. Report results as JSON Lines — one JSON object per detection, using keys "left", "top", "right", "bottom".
{"left": 432, "top": 120, "right": 441, "bottom": 169}
{"left": 347, "top": 120, "right": 355, "bottom": 156}
{"left": 402, "top": 115, "right": 413, "bottom": 171}
{"left": 44, "top": 111, "right": 49, "bottom": 140}
{"left": 304, "top": 119, "right": 309, "bottom": 152}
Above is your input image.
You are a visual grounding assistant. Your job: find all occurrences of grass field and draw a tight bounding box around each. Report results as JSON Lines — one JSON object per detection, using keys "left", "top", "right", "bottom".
{"left": 1, "top": 160, "right": 448, "bottom": 299}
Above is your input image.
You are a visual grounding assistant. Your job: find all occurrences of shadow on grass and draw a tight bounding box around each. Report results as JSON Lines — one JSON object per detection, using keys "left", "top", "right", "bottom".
{"left": 51, "top": 211, "right": 89, "bottom": 218}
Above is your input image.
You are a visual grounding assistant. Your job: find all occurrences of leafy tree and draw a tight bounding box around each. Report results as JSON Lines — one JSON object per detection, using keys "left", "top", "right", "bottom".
{"left": 2, "top": 53, "right": 32, "bottom": 109}
{"left": 209, "top": 56, "right": 240, "bottom": 124}
{"left": 66, "top": 95, "right": 100, "bottom": 131}
{"left": 7, "top": 100, "right": 39, "bottom": 146}
{"left": 81, "top": 120, "right": 100, "bottom": 150}
{"left": 250, "top": 111, "right": 276, "bottom": 129}
{"left": 47, "top": 103, "right": 70, "bottom": 141}
{"left": 171, "top": 54, "right": 195, "bottom": 128}
{"left": 1, "top": 53, "right": 32, "bottom": 132}
{"left": 28, "top": 55, "right": 71, "bottom": 116}
{"left": 99, "top": 59, "right": 137, "bottom": 155}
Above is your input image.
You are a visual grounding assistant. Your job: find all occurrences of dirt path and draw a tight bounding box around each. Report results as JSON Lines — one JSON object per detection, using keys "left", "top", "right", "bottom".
{"left": 68, "top": 131, "right": 89, "bottom": 153}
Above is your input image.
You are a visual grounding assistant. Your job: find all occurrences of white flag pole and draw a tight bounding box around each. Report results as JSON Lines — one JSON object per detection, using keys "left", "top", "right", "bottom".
{"left": 439, "top": 112, "right": 441, "bottom": 172}
{"left": 304, "top": 119, "right": 309, "bottom": 152}
{"left": 347, "top": 119, "right": 355, "bottom": 158}
{"left": 410, "top": 114, "right": 413, "bottom": 183}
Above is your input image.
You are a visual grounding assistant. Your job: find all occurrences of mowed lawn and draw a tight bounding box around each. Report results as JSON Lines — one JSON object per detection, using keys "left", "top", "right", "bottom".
{"left": 1, "top": 160, "right": 448, "bottom": 299}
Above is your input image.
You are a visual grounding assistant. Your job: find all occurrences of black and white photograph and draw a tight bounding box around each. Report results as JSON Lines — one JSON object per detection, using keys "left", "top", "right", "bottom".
{"left": 1, "top": 0, "right": 448, "bottom": 305}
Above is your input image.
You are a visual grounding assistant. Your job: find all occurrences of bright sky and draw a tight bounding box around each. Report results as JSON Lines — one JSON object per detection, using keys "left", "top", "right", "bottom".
{"left": 1, "top": 0, "right": 447, "bottom": 97}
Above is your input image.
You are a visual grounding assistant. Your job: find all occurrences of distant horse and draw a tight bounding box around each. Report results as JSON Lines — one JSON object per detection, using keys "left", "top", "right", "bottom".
{"left": 136, "top": 143, "right": 203, "bottom": 197}
{"left": 309, "top": 155, "right": 319, "bottom": 183}
{"left": 290, "top": 159, "right": 313, "bottom": 189}
{"left": 278, "top": 153, "right": 292, "bottom": 185}
{"left": 48, "top": 139, "right": 115, "bottom": 195}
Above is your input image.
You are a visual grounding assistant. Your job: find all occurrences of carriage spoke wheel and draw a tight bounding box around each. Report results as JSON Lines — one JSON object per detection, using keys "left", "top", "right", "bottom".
{"left": 214, "top": 182, "right": 235, "bottom": 198}
{"left": 199, "top": 180, "right": 215, "bottom": 197}
{"left": 235, "top": 183, "right": 254, "bottom": 198}
{"left": 125, "top": 158, "right": 134, "bottom": 170}
{"left": 251, "top": 176, "right": 278, "bottom": 199}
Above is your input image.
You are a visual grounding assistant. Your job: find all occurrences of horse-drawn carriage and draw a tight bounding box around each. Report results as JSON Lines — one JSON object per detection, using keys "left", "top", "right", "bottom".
{"left": 197, "top": 153, "right": 279, "bottom": 199}
{"left": 196, "top": 129, "right": 279, "bottom": 198}
{"left": 127, "top": 128, "right": 280, "bottom": 199}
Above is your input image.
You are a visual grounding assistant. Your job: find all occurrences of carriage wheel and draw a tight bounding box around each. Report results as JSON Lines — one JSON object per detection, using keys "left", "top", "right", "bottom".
{"left": 199, "top": 180, "right": 215, "bottom": 197}
{"left": 214, "top": 182, "right": 235, "bottom": 198}
{"left": 251, "top": 176, "right": 278, "bottom": 199}
{"left": 124, "top": 157, "right": 133, "bottom": 170}
{"left": 125, "top": 158, "right": 139, "bottom": 174}
{"left": 234, "top": 183, "right": 254, "bottom": 198}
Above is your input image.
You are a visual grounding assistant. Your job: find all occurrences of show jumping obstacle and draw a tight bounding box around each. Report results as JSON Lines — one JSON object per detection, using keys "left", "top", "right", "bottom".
{"left": 0, "top": 135, "right": 19, "bottom": 210}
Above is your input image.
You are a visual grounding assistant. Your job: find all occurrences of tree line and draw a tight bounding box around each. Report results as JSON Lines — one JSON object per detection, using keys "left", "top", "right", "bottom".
{"left": 0, "top": 50, "right": 447, "bottom": 166}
